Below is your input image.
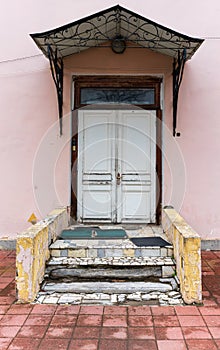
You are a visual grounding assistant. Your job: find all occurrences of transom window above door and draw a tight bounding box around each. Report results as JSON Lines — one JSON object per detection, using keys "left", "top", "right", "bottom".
{"left": 74, "top": 76, "right": 162, "bottom": 109}
{"left": 80, "top": 88, "right": 155, "bottom": 105}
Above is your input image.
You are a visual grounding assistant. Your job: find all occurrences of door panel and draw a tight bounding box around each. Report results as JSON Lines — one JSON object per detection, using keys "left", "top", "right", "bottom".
{"left": 117, "top": 110, "right": 156, "bottom": 223}
{"left": 77, "top": 109, "right": 156, "bottom": 223}
{"left": 82, "top": 185, "right": 113, "bottom": 219}
{"left": 77, "top": 110, "right": 116, "bottom": 222}
{"left": 121, "top": 185, "right": 150, "bottom": 218}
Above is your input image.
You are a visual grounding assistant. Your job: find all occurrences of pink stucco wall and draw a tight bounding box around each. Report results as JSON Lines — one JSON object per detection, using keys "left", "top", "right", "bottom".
{"left": 0, "top": 0, "right": 220, "bottom": 240}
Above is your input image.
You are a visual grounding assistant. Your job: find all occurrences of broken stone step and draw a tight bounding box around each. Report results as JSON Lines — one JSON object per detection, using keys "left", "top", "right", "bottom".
{"left": 42, "top": 281, "right": 173, "bottom": 294}
{"left": 46, "top": 256, "right": 175, "bottom": 268}
{"left": 48, "top": 266, "right": 162, "bottom": 281}
{"left": 49, "top": 240, "right": 173, "bottom": 259}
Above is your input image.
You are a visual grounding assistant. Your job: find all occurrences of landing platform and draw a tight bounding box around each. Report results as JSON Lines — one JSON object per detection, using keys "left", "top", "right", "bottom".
{"left": 50, "top": 224, "right": 172, "bottom": 259}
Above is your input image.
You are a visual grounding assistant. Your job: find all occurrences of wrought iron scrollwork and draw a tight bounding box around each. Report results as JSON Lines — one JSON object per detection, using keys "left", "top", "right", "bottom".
{"left": 31, "top": 6, "right": 203, "bottom": 138}
{"left": 47, "top": 44, "right": 63, "bottom": 135}
{"left": 173, "top": 49, "right": 186, "bottom": 137}
{"left": 35, "top": 6, "right": 200, "bottom": 59}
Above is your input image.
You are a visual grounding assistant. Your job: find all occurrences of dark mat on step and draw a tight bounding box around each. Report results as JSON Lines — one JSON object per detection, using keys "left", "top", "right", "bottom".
{"left": 60, "top": 228, "right": 128, "bottom": 239}
{"left": 130, "top": 237, "right": 171, "bottom": 247}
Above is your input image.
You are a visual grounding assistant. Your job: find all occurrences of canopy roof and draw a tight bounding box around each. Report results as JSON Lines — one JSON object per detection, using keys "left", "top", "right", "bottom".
{"left": 31, "top": 5, "right": 203, "bottom": 60}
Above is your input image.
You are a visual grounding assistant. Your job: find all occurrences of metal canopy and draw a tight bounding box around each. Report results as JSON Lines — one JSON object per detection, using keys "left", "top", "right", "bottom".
{"left": 31, "top": 5, "right": 203, "bottom": 60}
{"left": 30, "top": 5, "right": 204, "bottom": 136}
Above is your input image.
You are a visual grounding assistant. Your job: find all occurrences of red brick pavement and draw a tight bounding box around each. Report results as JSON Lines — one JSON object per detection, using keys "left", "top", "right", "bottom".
{"left": 0, "top": 250, "right": 219, "bottom": 349}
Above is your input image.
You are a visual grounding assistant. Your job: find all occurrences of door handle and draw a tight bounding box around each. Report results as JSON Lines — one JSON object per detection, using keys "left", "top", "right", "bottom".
{"left": 116, "top": 172, "right": 121, "bottom": 185}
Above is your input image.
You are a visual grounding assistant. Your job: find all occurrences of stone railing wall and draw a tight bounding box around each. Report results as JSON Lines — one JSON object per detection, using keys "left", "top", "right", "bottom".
{"left": 16, "top": 207, "right": 69, "bottom": 303}
{"left": 162, "top": 208, "right": 202, "bottom": 304}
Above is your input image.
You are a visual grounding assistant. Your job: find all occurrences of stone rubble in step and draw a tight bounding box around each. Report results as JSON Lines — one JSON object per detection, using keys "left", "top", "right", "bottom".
{"left": 47, "top": 256, "right": 175, "bottom": 267}
{"left": 34, "top": 289, "right": 183, "bottom": 306}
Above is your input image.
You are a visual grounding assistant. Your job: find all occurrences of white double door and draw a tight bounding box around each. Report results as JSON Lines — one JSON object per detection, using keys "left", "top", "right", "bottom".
{"left": 77, "top": 109, "right": 156, "bottom": 223}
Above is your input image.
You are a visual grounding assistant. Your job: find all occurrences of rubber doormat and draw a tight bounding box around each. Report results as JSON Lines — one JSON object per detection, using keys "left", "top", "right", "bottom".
{"left": 130, "top": 236, "right": 171, "bottom": 247}
{"left": 60, "top": 228, "right": 128, "bottom": 239}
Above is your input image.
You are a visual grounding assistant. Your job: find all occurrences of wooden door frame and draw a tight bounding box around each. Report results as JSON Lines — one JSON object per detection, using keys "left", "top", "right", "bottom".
{"left": 71, "top": 75, "right": 163, "bottom": 224}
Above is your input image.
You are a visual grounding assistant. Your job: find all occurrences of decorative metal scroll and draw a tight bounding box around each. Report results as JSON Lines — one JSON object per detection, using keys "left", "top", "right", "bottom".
{"left": 173, "top": 49, "right": 186, "bottom": 137}
{"left": 31, "top": 6, "right": 204, "bottom": 138}
{"left": 80, "top": 88, "right": 155, "bottom": 105}
{"left": 43, "top": 9, "right": 192, "bottom": 57}
{"left": 47, "top": 45, "right": 64, "bottom": 135}
{"left": 31, "top": 6, "right": 204, "bottom": 60}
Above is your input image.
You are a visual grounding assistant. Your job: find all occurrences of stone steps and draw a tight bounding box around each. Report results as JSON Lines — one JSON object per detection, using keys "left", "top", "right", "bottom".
{"left": 35, "top": 232, "right": 182, "bottom": 306}
{"left": 37, "top": 255, "right": 181, "bottom": 305}
{"left": 49, "top": 239, "right": 173, "bottom": 259}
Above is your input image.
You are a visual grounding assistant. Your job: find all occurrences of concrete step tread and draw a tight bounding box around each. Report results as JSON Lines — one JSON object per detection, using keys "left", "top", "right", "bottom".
{"left": 47, "top": 256, "right": 175, "bottom": 267}
{"left": 42, "top": 280, "right": 177, "bottom": 294}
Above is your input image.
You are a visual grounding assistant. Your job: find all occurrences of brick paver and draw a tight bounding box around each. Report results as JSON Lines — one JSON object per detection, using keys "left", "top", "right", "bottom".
{"left": 0, "top": 250, "right": 219, "bottom": 349}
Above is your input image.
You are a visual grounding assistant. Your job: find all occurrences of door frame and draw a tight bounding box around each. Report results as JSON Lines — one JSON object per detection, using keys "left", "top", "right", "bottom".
{"left": 71, "top": 75, "right": 162, "bottom": 224}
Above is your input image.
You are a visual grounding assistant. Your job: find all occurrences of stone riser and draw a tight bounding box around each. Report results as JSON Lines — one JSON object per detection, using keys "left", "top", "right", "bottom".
{"left": 46, "top": 264, "right": 176, "bottom": 282}
{"left": 46, "top": 257, "right": 175, "bottom": 270}
{"left": 50, "top": 246, "right": 173, "bottom": 259}
{"left": 48, "top": 266, "right": 162, "bottom": 280}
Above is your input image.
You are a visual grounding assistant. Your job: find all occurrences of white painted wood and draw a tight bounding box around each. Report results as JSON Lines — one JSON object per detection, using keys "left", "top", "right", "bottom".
{"left": 77, "top": 110, "right": 116, "bottom": 222}
{"left": 77, "top": 109, "right": 156, "bottom": 223}
{"left": 117, "top": 110, "right": 156, "bottom": 223}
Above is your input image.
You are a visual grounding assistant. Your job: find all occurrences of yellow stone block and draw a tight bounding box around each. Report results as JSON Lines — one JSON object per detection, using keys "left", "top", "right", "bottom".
{"left": 162, "top": 208, "right": 202, "bottom": 304}
{"left": 16, "top": 207, "right": 69, "bottom": 303}
{"left": 68, "top": 249, "right": 86, "bottom": 258}
{"left": 123, "top": 249, "right": 134, "bottom": 257}
{"left": 16, "top": 226, "right": 49, "bottom": 302}
{"left": 27, "top": 213, "right": 38, "bottom": 224}
{"left": 51, "top": 250, "right": 61, "bottom": 257}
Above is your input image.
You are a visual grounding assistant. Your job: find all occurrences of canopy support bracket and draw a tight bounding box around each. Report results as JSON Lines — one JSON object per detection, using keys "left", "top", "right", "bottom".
{"left": 173, "top": 49, "right": 186, "bottom": 137}
{"left": 47, "top": 44, "right": 64, "bottom": 135}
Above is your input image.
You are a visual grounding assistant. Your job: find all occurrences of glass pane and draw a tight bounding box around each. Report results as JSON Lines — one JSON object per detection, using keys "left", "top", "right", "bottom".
{"left": 80, "top": 88, "right": 155, "bottom": 105}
